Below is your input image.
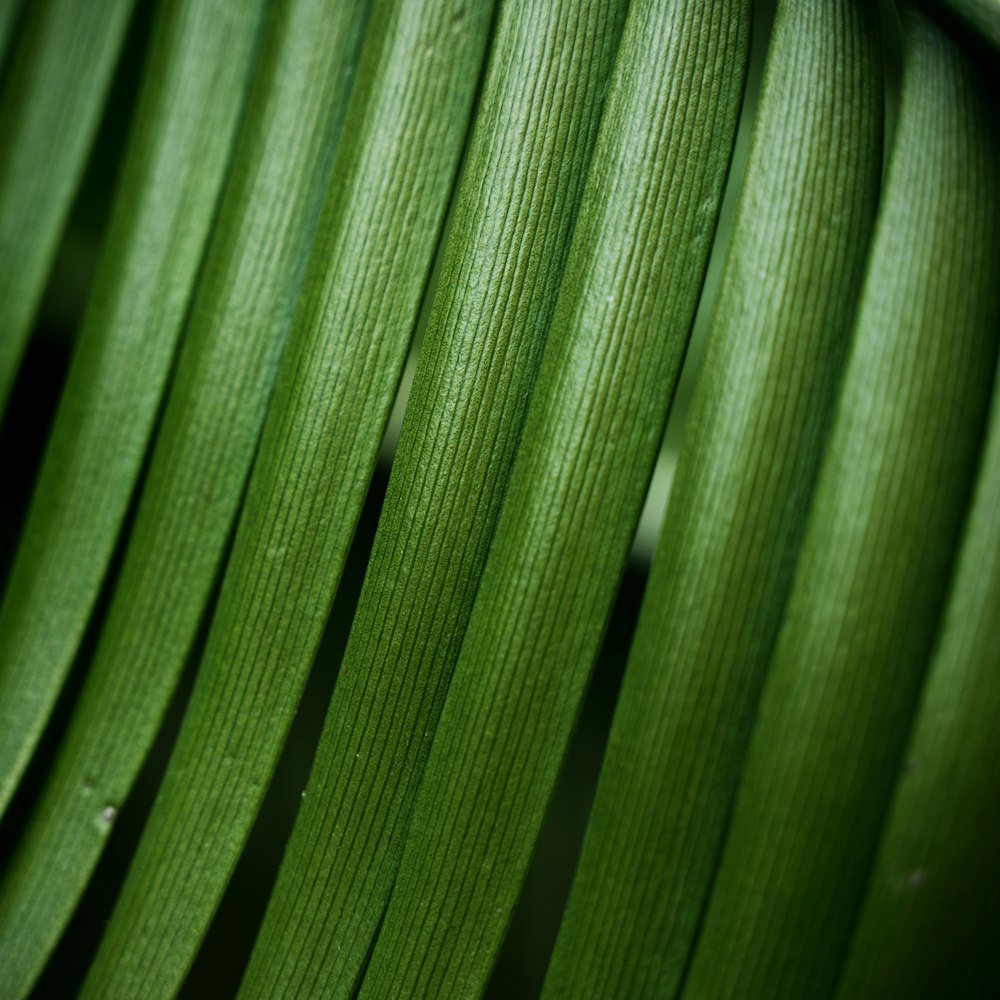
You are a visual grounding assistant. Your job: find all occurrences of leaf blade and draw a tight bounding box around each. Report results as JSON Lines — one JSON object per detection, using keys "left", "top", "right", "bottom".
{"left": 833, "top": 370, "right": 1000, "bottom": 997}
{"left": 0, "top": 0, "right": 266, "bottom": 822}
{"left": 355, "top": 1, "right": 752, "bottom": 995}
{"left": 78, "top": 0, "right": 495, "bottom": 995}
{"left": 680, "top": 7, "right": 1000, "bottom": 996}
{"left": 0, "top": 0, "right": 137, "bottom": 416}
{"left": 0, "top": 0, "right": 371, "bottom": 990}
{"left": 541, "top": 2, "right": 884, "bottom": 996}
{"left": 239, "top": 2, "right": 628, "bottom": 995}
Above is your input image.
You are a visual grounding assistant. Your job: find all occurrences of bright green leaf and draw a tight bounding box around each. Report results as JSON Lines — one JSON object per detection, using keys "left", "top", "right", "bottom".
{"left": 0, "top": 0, "right": 265, "bottom": 823}
{"left": 0, "top": 0, "right": 371, "bottom": 992}
{"left": 78, "top": 0, "right": 494, "bottom": 995}
{"left": 240, "top": 3, "right": 628, "bottom": 995}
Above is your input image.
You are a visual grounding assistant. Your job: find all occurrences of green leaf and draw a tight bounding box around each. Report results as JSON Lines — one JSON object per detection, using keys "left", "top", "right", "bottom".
{"left": 541, "top": 3, "right": 883, "bottom": 997}
{"left": 680, "top": 6, "right": 1000, "bottom": 997}
{"left": 77, "top": 0, "right": 494, "bottom": 995}
{"left": 0, "top": 0, "right": 136, "bottom": 417}
{"left": 353, "top": 1, "right": 751, "bottom": 996}
{"left": 239, "top": 2, "right": 628, "bottom": 996}
{"left": 833, "top": 367, "right": 1000, "bottom": 997}
{"left": 0, "top": 0, "right": 370, "bottom": 991}
{"left": 0, "top": 0, "right": 265, "bottom": 822}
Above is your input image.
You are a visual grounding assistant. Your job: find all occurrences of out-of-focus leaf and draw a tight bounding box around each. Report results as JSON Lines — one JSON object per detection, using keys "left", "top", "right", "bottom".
{"left": 0, "top": 0, "right": 136, "bottom": 415}
{"left": 938, "top": 0, "right": 1000, "bottom": 48}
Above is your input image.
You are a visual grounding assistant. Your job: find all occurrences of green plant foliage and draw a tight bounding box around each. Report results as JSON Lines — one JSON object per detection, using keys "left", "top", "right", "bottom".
{"left": 943, "top": 0, "right": 1000, "bottom": 46}
{"left": 77, "top": 0, "right": 494, "bottom": 995}
{"left": 1, "top": 1, "right": 998, "bottom": 998}
{"left": 680, "top": 7, "right": 1000, "bottom": 996}
{"left": 0, "top": 0, "right": 370, "bottom": 993}
{"left": 834, "top": 363, "right": 1000, "bottom": 998}
{"left": 354, "top": 1, "right": 751, "bottom": 996}
{"left": 0, "top": 0, "right": 265, "bottom": 822}
{"left": 239, "top": 2, "right": 628, "bottom": 997}
{"left": 0, "top": 0, "right": 136, "bottom": 417}
{"left": 0, "top": 0, "right": 24, "bottom": 67}
{"left": 541, "top": 3, "right": 883, "bottom": 996}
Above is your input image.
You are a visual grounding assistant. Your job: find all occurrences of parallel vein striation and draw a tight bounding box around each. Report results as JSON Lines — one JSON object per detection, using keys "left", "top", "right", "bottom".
{"left": 0, "top": 0, "right": 371, "bottom": 994}
{"left": 79, "top": 0, "right": 493, "bottom": 996}
{"left": 239, "top": 1, "right": 627, "bottom": 997}
{"left": 355, "top": 1, "right": 751, "bottom": 997}
{"left": 0, "top": 0, "right": 136, "bottom": 416}
{"left": 541, "top": 3, "right": 883, "bottom": 997}
{"left": 0, "top": 0, "right": 265, "bottom": 824}
{"left": 681, "top": 8, "right": 1000, "bottom": 998}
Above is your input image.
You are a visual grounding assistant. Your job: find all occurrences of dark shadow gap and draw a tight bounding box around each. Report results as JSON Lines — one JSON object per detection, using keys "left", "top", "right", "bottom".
{"left": 179, "top": 466, "right": 390, "bottom": 1000}
{"left": 27, "top": 535, "right": 230, "bottom": 1000}
{"left": 483, "top": 561, "right": 647, "bottom": 1000}
{"left": 0, "top": 412, "right": 158, "bottom": 865}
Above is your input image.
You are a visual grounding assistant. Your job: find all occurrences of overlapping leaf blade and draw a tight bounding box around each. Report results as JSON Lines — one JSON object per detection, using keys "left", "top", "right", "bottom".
{"left": 0, "top": 0, "right": 371, "bottom": 991}
{"left": 354, "top": 1, "right": 751, "bottom": 996}
{"left": 0, "top": 1, "right": 997, "bottom": 996}
{"left": 77, "top": 0, "right": 495, "bottom": 995}
{"left": 541, "top": 3, "right": 883, "bottom": 996}
{"left": 0, "top": 0, "right": 136, "bottom": 416}
{"left": 680, "top": 7, "right": 1000, "bottom": 996}
{"left": 834, "top": 364, "right": 1000, "bottom": 997}
{"left": 0, "top": 0, "right": 265, "bottom": 823}
{"left": 239, "top": 2, "right": 628, "bottom": 996}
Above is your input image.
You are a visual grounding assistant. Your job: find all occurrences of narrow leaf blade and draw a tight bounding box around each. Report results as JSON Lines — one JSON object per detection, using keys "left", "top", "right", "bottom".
{"left": 681, "top": 8, "right": 1000, "bottom": 996}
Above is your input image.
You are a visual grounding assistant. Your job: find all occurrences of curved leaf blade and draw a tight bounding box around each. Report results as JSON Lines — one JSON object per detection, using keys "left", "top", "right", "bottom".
{"left": 239, "top": 2, "right": 628, "bottom": 995}
{"left": 0, "top": 0, "right": 266, "bottom": 821}
{"left": 680, "top": 7, "right": 1000, "bottom": 997}
{"left": 834, "top": 368, "right": 1000, "bottom": 997}
{"left": 0, "top": 0, "right": 371, "bottom": 990}
{"left": 355, "top": 1, "right": 751, "bottom": 996}
{"left": 541, "top": 2, "right": 883, "bottom": 996}
{"left": 78, "top": 0, "right": 495, "bottom": 995}
{"left": 0, "top": 0, "right": 136, "bottom": 416}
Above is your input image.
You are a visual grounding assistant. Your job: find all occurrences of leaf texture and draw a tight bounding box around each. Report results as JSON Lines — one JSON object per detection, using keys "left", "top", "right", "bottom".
{"left": 353, "top": 1, "right": 751, "bottom": 996}
{"left": 833, "top": 367, "right": 1000, "bottom": 998}
{"left": 77, "top": 0, "right": 495, "bottom": 995}
{"left": 0, "top": 0, "right": 265, "bottom": 823}
{"left": 541, "top": 2, "right": 883, "bottom": 996}
{"left": 0, "top": 0, "right": 371, "bottom": 991}
{"left": 1, "top": 2, "right": 998, "bottom": 996}
{"left": 0, "top": 0, "right": 136, "bottom": 416}
{"left": 239, "top": 1, "right": 627, "bottom": 996}
{"left": 680, "top": 6, "right": 1000, "bottom": 997}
